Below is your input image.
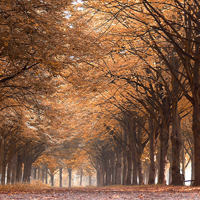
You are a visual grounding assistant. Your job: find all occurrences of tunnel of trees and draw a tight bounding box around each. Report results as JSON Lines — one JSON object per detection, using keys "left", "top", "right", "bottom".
{"left": 0, "top": 0, "right": 199, "bottom": 186}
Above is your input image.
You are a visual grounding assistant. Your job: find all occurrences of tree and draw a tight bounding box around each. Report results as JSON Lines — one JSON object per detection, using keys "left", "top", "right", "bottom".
{"left": 132, "top": 0, "right": 200, "bottom": 185}
{"left": 76, "top": 0, "right": 195, "bottom": 185}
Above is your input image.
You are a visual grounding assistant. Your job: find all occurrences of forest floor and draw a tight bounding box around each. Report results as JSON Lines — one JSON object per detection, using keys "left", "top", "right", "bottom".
{"left": 0, "top": 185, "right": 200, "bottom": 199}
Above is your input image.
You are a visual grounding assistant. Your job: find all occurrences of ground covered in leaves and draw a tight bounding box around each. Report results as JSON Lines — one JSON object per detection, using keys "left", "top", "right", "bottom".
{"left": 1, "top": 184, "right": 200, "bottom": 199}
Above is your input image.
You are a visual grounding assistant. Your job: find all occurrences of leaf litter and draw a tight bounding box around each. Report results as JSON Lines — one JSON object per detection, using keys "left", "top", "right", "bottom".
{"left": 1, "top": 185, "right": 200, "bottom": 199}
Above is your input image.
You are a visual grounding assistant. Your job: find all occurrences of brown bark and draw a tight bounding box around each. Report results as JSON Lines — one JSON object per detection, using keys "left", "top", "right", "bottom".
{"left": 11, "top": 166, "right": 16, "bottom": 184}
{"left": 157, "top": 125, "right": 169, "bottom": 184}
{"left": 89, "top": 174, "right": 92, "bottom": 185}
{"left": 97, "top": 169, "right": 101, "bottom": 186}
{"left": 191, "top": 153, "right": 195, "bottom": 185}
{"left": 138, "top": 155, "right": 143, "bottom": 185}
{"left": 6, "top": 162, "right": 11, "bottom": 184}
{"left": 1, "top": 162, "right": 6, "bottom": 185}
{"left": 158, "top": 95, "right": 170, "bottom": 185}
{"left": 16, "top": 154, "right": 23, "bottom": 183}
{"left": 111, "top": 151, "right": 115, "bottom": 184}
{"left": 33, "top": 166, "right": 37, "bottom": 180}
{"left": 11, "top": 154, "right": 17, "bottom": 184}
{"left": 115, "top": 145, "right": 122, "bottom": 185}
{"left": 169, "top": 51, "right": 182, "bottom": 185}
{"left": 132, "top": 122, "right": 138, "bottom": 185}
{"left": 136, "top": 122, "right": 144, "bottom": 185}
{"left": 23, "top": 161, "right": 32, "bottom": 183}
{"left": 96, "top": 158, "right": 103, "bottom": 186}
{"left": 122, "top": 131, "right": 128, "bottom": 185}
{"left": 60, "top": 167, "right": 63, "bottom": 187}
{"left": 148, "top": 117, "right": 155, "bottom": 184}
{"left": 0, "top": 138, "right": 6, "bottom": 185}
{"left": 126, "top": 154, "right": 132, "bottom": 185}
{"left": 41, "top": 166, "right": 45, "bottom": 183}
{"left": 132, "top": 159, "right": 138, "bottom": 185}
{"left": 182, "top": 148, "right": 185, "bottom": 179}
{"left": 50, "top": 173, "right": 54, "bottom": 187}
{"left": 68, "top": 168, "right": 72, "bottom": 188}
{"left": 122, "top": 154, "right": 127, "bottom": 185}
{"left": 170, "top": 101, "right": 182, "bottom": 185}
{"left": 168, "top": 155, "right": 172, "bottom": 185}
{"left": 45, "top": 165, "right": 48, "bottom": 184}
{"left": 192, "top": 102, "right": 200, "bottom": 186}
{"left": 192, "top": 9, "right": 200, "bottom": 186}
{"left": 80, "top": 168, "right": 83, "bottom": 186}
{"left": 37, "top": 167, "right": 40, "bottom": 180}
{"left": 105, "top": 154, "right": 111, "bottom": 185}
{"left": 96, "top": 158, "right": 105, "bottom": 186}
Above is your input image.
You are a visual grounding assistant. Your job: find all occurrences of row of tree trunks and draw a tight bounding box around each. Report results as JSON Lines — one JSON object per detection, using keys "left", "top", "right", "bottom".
{"left": 0, "top": 143, "right": 45, "bottom": 185}
{"left": 31, "top": 166, "right": 74, "bottom": 187}
{"left": 96, "top": 103, "right": 187, "bottom": 186}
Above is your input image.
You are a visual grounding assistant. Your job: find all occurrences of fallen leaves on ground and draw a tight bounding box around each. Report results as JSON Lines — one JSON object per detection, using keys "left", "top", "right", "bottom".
{"left": 1, "top": 185, "right": 200, "bottom": 199}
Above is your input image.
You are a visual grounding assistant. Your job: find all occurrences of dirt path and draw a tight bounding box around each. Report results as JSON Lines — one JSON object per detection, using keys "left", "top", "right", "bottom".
{"left": 0, "top": 186, "right": 200, "bottom": 199}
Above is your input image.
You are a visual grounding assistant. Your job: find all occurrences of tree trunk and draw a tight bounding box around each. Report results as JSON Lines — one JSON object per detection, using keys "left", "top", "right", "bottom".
{"left": 41, "top": 166, "right": 45, "bottom": 183}
{"left": 97, "top": 169, "right": 101, "bottom": 186}
{"left": 192, "top": 101, "right": 200, "bottom": 186}
{"left": 89, "top": 174, "right": 92, "bottom": 185}
{"left": 16, "top": 155, "right": 23, "bottom": 183}
{"left": 144, "top": 163, "right": 149, "bottom": 184}
{"left": 126, "top": 153, "right": 132, "bottom": 185}
{"left": 1, "top": 161, "right": 6, "bottom": 185}
{"left": 50, "top": 173, "right": 54, "bottom": 187}
{"left": 60, "top": 167, "right": 63, "bottom": 187}
{"left": 23, "top": 160, "right": 32, "bottom": 183}
{"left": 168, "top": 156, "right": 172, "bottom": 185}
{"left": 7, "top": 162, "right": 12, "bottom": 184}
{"left": 122, "top": 152, "right": 127, "bottom": 185}
{"left": 191, "top": 153, "right": 195, "bottom": 185}
{"left": 132, "top": 137, "right": 138, "bottom": 185}
{"left": 37, "top": 167, "right": 40, "bottom": 180}
{"left": 138, "top": 155, "right": 143, "bottom": 185}
{"left": 111, "top": 151, "right": 115, "bottom": 184}
{"left": 96, "top": 159, "right": 102, "bottom": 186}
{"left": 132, "top": 158, "right": 138, "bottom": 185}
{"left": 148, "top": 117, "right": 155, "bottom": 184}
{"left": 191, "top": 8, "right": 200, "bottom": 186}
{"left": 122, "top": 129, "right": 128, "bottom": 185}
{"left": 135, "top": 119, "right": 144, "bottom": 185}
{"left": 101, "top": 160, "right": 105, "bottom": 186}
{"left": 11, "top": 155, "right": 17, "bottom": 184}
{"left": 170, "top": 52, "right": 182, "bottom": 185}
{"left": 170, "top": 101, "right": 182, "bottom": 185}
{"left": 33, "top": 166, "right": 37, "bottom": 180}
{"left": 182, "top": 147, "right": 185, "bottom": 179}
{"left": 115, "top": 145, "right": 122, "bottom": 185}
{"left": 158, "top": 95, "right": 170, "bottom": 185}
{"left": 27, "top": 164, "right": 32, "bottom": 183}
{"left": 157, "top": 125, "right": 169, "bottom": 184}
{"left": 45, "top": 165, "right": 48, "bottom": 184}
{"left": 0, "top": 139, "right": 6, "bottom": 185}
{"left": 80, "top": 168, "right": 83, "bottom": 186}
{"left": 68, "top": 168, "right": 72, "bottom": 188}
{"left": 11, "top": 167, "right": 16, "bottom": 184}
{"left": 105, "top": 154, "right": 111, "bottom": 185}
